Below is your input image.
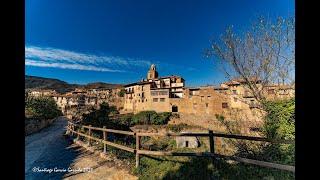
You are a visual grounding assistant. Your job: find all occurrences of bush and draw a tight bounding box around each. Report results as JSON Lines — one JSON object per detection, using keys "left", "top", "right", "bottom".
{"left": 262, "top": 98, "right": 295, "bottom": 140}
{"left": 119, "top": 114, "right": 134, "bottom": 127}
{"left": 258, "top": 98, "right": 295, "bottom": 165}
{"left": 25, "top": 96, "right": 62, "bottom": 120}
{"left": 118, "top": 89, "right": 126, "bottom": 97}
{"left": 82, "top": 102, "right": 119, "bottom": 127}
{"left": 131, "top": 111, "right": 171, "bottom": 125}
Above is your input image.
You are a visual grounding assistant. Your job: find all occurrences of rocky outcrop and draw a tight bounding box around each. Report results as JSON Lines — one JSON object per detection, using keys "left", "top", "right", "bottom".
{"left": 25, "top": 118, "right": 56, "bottom": 136}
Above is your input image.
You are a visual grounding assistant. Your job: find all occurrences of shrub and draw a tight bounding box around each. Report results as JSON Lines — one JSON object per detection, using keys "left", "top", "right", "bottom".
{"left": 82, "top": 102, "right": 119, "bottom": 127}
{"left": 131, "top": 111, "right": 171, "bottom": 125}
{"left": 119, "top": 114, "right": 134, "bottom": 127}
{"left": 259, "top": 98, "right": 295, "bottom": 165}
{"left": 118, "top": 89, "right": 126, "bottom": 97}
{"left": 25, "top": 96, "right": 62, "bottom": 120}
{"left": 262, "top": 98, "right": 295, "bottom": 140}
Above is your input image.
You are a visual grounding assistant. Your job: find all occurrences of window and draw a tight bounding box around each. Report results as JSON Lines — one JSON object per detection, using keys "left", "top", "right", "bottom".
{"left": 141, "top": 86, "right": 144, "bottom": 91}
{"left": 206, "top": 103, "right": 209, "bottom": 108}
{"left": 160, "top": 98, "right": 165, "bottom": 102}
{"left": 201, "top": 96, "right": 204, "bottom": 101}
{"left": 222, "top": 103, "right": 228, "bottom": 108}
{"left": 207, "top": 96, "right": 211, "bottom": 99}
{"left": 141, "top": 92, "right": 144, "bottom": 98}
{"left": 142, "top": 99, "right": 144, "bottom": 103}
{"left": 153, "top": 98, "right": 158, "bottom": 102}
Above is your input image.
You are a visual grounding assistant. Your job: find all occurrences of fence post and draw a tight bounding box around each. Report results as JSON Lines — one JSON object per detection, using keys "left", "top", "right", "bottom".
{"left": 135, "top": 133, "right": 140, "bottom": 168}
{"left": 103, "top": 126, "right": 107, "bottom": 153}
{"left": 209, "top": 130, "right": 215, "bottom": 155}
{"left": 88, "top": 125, "right": 92, "bottom": 146}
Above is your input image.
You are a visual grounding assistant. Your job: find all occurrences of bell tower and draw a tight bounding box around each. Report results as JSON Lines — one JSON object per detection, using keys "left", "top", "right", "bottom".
{"left": 147, "top": 64, "right": 158, "bottom": 80}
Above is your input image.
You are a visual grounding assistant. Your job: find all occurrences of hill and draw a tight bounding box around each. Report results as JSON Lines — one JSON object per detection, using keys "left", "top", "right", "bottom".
{"left": 25, "top": 75, "right": 123, "bottom": 93}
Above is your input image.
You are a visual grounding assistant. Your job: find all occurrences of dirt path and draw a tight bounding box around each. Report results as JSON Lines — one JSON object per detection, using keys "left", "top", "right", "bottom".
{"left": 63, "top": 142, "right": 137, "bottom": 180}
{"left": 25, "top": 116, "right": 137, "bottom": 180}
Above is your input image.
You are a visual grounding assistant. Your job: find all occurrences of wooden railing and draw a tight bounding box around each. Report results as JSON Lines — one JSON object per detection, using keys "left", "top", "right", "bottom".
{"left": 66, "top": 121, "right": 295, "bottom": 172}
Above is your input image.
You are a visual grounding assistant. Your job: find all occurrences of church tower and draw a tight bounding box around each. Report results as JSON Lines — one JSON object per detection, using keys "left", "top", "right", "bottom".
{"left": 147, "top": 64, "right": 158, "bottom": 80}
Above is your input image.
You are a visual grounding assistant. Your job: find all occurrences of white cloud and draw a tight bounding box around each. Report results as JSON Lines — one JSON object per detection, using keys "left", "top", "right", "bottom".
{"left": 25, "top": 59, "right": 123, "bottom": 72}
{"left": 25, "top": 45, "right": 152, "bottom": 72}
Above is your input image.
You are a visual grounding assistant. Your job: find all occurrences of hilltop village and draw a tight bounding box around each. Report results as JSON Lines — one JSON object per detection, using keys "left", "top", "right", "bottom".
{"left": 26, "top": 64, "right": 294, "bottom": 128}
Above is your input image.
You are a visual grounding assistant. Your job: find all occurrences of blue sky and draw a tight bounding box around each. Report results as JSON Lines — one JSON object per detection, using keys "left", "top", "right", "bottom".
{"left": 25, "top": 0, "right": 294, "bottom": 87}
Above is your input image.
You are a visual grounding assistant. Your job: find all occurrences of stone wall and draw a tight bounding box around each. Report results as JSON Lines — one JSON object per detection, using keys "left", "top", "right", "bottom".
{"left": 169, "top": 87, "right": 229, "bottom": 115}
{"left": 25, "top": 118, "right": 56, "bottom": 136}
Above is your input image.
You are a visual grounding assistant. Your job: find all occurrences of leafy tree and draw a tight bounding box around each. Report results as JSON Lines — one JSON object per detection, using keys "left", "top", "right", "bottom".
{"left": 25, "top": 96, "right": 62, "bottom": 120}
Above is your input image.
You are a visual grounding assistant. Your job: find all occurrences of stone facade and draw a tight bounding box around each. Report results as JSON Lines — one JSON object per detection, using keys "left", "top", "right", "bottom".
{"left": 169, "top": 87, "right": 229, "bottom": 115}
{"left": 124, "top": 64, "right": 186, "bottom": 113}
{"left": 214, "top": 78, "right": 295, "bottom": 110}
{"left": 27, "top": 89, "right": 57, "bottom": 97}
{"left": 123, "top": 64, "right": 230, "bottom": 115}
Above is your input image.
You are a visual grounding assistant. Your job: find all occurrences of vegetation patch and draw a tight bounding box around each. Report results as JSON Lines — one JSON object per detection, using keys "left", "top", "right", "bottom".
{"left": 25, "top": 96, "right": 62, "bottom": 120}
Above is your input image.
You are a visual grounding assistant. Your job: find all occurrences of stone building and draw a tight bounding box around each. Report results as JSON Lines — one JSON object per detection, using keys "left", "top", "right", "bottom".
{"left": 27, "top": 89, "right": 57, "bottom": 97}
{"left": 124, "top": 64, "right": 185, "bottom": 113}
{"left": 123, "top": 64, "right": 230, "bottom": 115}
{"left": 214, "top": 78, "right": 295, "bottom": 110}
{"left": 170, "top": 86, "right": 229, "bottom": 115}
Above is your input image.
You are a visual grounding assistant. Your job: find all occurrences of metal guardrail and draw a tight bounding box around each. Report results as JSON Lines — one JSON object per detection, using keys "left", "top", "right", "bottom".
{"left": 66, "top": 121, "right": 295, "bottom": 172}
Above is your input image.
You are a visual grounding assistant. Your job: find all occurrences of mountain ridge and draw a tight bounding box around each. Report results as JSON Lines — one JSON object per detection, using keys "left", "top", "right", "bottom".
{"left": 25, "top": 75, "right": 123, "bottom": 93}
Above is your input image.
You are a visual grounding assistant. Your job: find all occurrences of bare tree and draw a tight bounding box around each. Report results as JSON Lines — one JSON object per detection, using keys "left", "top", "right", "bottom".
{"left": 205, "top": 16, "right": 295, "bottom": 104}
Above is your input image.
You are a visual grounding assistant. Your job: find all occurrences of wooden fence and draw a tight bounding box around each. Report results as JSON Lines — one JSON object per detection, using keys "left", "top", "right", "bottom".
{"left": 66, "top": 121, "right": 295, "bottom": 172}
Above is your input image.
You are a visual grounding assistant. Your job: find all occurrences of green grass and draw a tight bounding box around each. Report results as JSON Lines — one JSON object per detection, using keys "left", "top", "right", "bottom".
{"left": 133, "top": 155, "right": 294, "bottom": 180}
